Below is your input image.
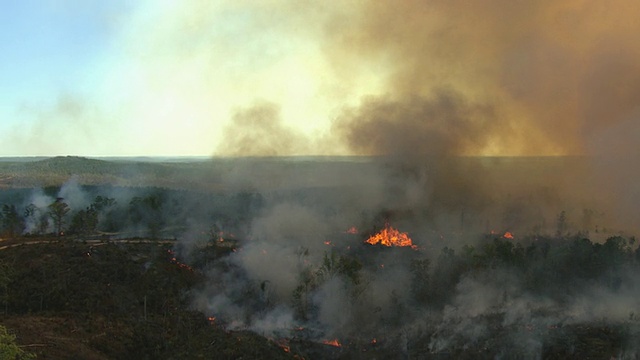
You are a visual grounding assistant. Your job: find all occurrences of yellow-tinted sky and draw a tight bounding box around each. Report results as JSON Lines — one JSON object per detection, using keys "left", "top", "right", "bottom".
{"left": 1, "top": 0, "right": 639, "bottom": 157}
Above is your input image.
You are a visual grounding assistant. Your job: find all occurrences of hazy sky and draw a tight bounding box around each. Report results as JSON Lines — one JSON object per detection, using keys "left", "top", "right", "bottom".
{"left": 2, "top": 1, "right": 639, "bottom": 157}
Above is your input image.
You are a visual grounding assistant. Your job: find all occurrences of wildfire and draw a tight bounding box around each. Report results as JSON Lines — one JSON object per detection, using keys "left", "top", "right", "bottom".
{"left": 322, "top": 339, "right": 342, "bottom": 347}
{"left": 275, "top": 339, "right": 291, "bottom": 353}
{"left": 503, "top": 231, "right": 514, "bottom": 239}
{"left": 167, "top": 249, "right": 194, "bottom": 271}
{"left": 344, "top": 226, "right": 359, "bottom": 234}
{"left": 365, "top": 224, "right": 417, "bottom": 249}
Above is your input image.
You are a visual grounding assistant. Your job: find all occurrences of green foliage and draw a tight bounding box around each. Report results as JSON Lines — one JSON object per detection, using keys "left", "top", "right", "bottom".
{"left": 292, "top": 250, "right": 363, "bottom": 321}
{"left": 1, "top": 205, "right": 25, "bottom": 237}
{"left": 316, "top": 250, "right": 362, "bottom": 285}
{"left": 68, "top": 196, "right": 117, "bottom": 236}
{"left": 0, "top": 325, "right": 35, "bottom": 360}
{"left": 48, "top": 199, "right": 70, "bottom": 236}
{"left": 69, "top": 208, "right": 98, "bottom": 236}
{"left": 90, "top": 195, "right": 116, "bottom": 212}
{"left": 428, "top": 246, "right": 465, "bottom": 307}
{"left": 292, "top": 268, "right": 315, "bottom": 321}
{"left": 337, "top": 253, "right": 363, "bottom": 285}
{"left": 129, "top": 194, "right": 164, "bottom": 238}
{"left": 423, "top": 234, "right": 640, "bottom": 307}
{"left": 410, "top": 258, "right": 430, "bottom": 304}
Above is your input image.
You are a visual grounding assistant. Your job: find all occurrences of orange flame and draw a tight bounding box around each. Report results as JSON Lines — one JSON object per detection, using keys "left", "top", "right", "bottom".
{"left": 365, "top": 224, "right": 416, "bottom": 249}
{"left": 274, "top": 339, "right": 291, "bottom": 353}
{"left": 167, "top": 249, "right": 194, "bottom": 271}
{"left": 322, "top": 339, "right": 342, "bottom": 347}
{"left": 503, "top": 231, "right": 514, "bottom": 239}
{"left": 345, "top": 226, "right": 359, "bottom": 234}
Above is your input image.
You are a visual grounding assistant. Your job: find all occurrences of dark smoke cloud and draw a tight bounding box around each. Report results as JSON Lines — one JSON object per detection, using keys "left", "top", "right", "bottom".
{"left": 333, "top": 89, "right": 498, "bottom": 157}
{"left": 311, "top": 0, "right": 640, "bottom": 233}
{"left": 177, "top": 2, "right": 640, "bottom": 356}
{"left": 321, "top": 0, "right": 640, "bottom": 157}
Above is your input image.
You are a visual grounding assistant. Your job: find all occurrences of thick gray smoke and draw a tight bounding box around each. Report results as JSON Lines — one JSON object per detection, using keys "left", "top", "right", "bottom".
{"left": 333, "top": 90, "right": 498, "bottom": 158}
{"left": 158, "top": 5, "right": 640, "bottom": 338}
{"left": 5, "top": 158, "right": 638, "bottom": 356}
{"left": 182, "top": 152, "right": 640, "bottom": 358}
{"left": 202, "top": 0, "right": 640, "bottom": 233}
{"left": 25, "top": 0, "right": 631, "bottom": 355}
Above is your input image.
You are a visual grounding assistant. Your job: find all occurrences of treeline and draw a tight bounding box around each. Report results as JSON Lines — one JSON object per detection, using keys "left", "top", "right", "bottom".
{"left": 420, "top": 234, "right": 638, "bottom": 307}
{"left": 0, "top": 187, "right": 264, "bottom": 239}
{"left": 285, "top": 234, "right": 639, "bottom": 324}
{"left": 185, "top": 231, "right": 640, "bottom": 358}
{"left": 259, "top": 234, "right": 639, "bottom": 358}
{"left": 1, "top": 228, "right": 638, "bottom": 357}
{"left": 0, "top": 196, "right": 119, "bottom": 237}
{"left": 416, "top": 235, "right": 640, "bottom": 358}
{"left": 0, "top": 156, "right": 218, "bottom": 189}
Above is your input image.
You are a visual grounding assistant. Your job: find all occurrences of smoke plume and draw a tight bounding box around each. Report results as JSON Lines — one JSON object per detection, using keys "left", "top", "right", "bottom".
{"left": 324, "top": 0, "right": 640, "bottom": 157}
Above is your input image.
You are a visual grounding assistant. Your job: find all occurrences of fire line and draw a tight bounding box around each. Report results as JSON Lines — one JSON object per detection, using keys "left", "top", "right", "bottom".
{"left": 365, "top": 223, "right": 417, "bottom": 249}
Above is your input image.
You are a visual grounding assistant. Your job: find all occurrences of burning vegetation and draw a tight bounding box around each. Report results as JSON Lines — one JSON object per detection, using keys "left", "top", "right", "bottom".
{"left": 321, "top": 339, "right": 342, "bottom": 347}
{"left": 2, "top": 156, "right": 640, "bottom": 359}
{"left": 365, "top": 223, "right": 417, "bottom": 249}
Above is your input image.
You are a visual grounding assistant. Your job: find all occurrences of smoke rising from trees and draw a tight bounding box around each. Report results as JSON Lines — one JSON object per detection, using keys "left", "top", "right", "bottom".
{"left": 3, "top": 1, "right": 640, "bottom": 354}
{"left": 2, "top": 155, "right": 640, "bottom": 356}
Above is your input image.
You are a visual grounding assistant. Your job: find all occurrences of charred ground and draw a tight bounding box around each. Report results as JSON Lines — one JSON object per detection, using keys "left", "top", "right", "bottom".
{"left": 1, "top": 235, "right": 638, "bottom": 359}
{"left": 0, "top": 156, "right": 639, "bottom": 359}
{"left": 0, "top": 240, "right": 302, "bottom": 359}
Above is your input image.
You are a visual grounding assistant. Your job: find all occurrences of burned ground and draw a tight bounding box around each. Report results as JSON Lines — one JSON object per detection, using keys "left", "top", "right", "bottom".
{"left": 1, "top": 156, "right": 639, "bottom": 358}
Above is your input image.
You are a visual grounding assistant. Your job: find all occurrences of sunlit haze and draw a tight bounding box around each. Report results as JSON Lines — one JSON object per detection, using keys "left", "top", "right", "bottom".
{"left": 2, "top": 3, "right": 640, "bottom": 356}
{"left": 1, "top": 0, "right": 639, "bottom": 157}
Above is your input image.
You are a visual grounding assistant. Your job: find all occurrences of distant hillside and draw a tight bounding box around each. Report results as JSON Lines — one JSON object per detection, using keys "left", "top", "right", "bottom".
{"left": 0, "top": 155, "right": 384, "bottom": 191}
{"left": 0, "top": 156, "right": 219, "bottom": 190}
